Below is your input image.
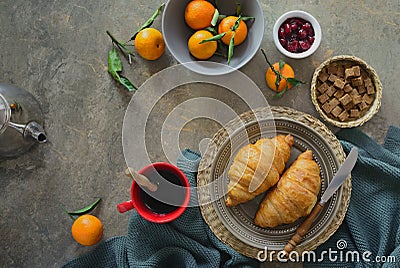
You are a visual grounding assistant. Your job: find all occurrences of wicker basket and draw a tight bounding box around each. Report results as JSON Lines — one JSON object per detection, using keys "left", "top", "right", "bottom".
{"left": 311, "top": 55, "right": 382, "bottom": 128}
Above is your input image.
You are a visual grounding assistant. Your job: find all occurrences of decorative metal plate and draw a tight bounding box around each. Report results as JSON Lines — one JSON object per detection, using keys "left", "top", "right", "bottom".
{"left": 197, "top": 106, "right": 351, "bottom": 259}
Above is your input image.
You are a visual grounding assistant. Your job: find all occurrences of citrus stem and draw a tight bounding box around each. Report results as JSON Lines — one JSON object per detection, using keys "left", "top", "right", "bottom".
{"left": 261, "top": 48, "right": 282, "bottom": 78}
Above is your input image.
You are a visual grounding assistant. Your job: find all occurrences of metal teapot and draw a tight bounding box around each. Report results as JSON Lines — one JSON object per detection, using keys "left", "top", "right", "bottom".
{"left": 0, "top": 83, "right": 47, "bottom": 159}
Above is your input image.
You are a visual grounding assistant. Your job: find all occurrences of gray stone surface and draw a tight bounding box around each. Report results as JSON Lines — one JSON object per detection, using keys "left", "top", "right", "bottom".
{"left": 0, "top": 0, "right": 398, "bottom": 267}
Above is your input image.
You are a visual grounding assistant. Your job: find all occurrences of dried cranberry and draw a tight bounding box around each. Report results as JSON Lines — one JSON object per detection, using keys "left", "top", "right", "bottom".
{"left": 279, "top": 38, "right": 287, "bottom": 47}
{"left": 299, "top": 40, "right": 311, "bottom": 51}
{"left": 308, "top": 36, "right": 315, "bottom": 44}
{"left": 278, "top": 27, "right": 285, "bottom": 38}
{"left": 298, "top": 29, "right": 307, "bottom": 39}
{"left": 287, "top": 40, "right": 299, "bottom": 53}
{"left": 290, "top": 22, "right": 299, "bottom": 31}
{"left": 302, "top": 22, "right": 312, "bottom": 31}
{"left": 283, "top": 23, "right": 291, "bottom": 35}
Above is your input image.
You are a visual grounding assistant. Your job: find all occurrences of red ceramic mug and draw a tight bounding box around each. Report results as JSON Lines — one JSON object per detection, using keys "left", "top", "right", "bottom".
{"left": 117, "top": 162, "right": 190, "bottom": 223}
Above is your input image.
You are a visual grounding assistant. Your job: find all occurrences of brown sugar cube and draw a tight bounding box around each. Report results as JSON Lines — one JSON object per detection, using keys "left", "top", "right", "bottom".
{"left": 364, "top": 77, "right": 373, "bottom": 87}
{"left": 317, "top": 82, "right": 330, "bottom": 94}
{"left": 338, "top": 110, "right": 349, "bottom": 122}
{"left": 322, "top": 102, "right": 334, "bottom": 114}
{"left": 352, "top": 66, "right": 361, "bottom": 76}
{"left": 358, "top": 101, "right": 369, "bottom": 111}
{"left": 352, "top": 77, "right": 363, "bottom": 87}
{"left": 318, "top": 93, "right": 330, "bottom": 104}
{"left": 362, "top": 94, "right": 374, "bottom": 105}
{"left": 339, "top": 94, "right": 353, "bottom": 106}
{"left": 358, "top": 85, "right": 366, "bottom": 94}
{"left": 331, "top": 106, "right": 343, "bottom": 117}
{"left": 329, "top": 98, "right": 340, "bottom": 108}
{"left": 345, "top": 68, "right": 355, "bottom": 80}
{"left": 350, "top": 109, "right": 360, "bottom": 118}
{"left": 328, "top": 74, "right": 338, "bottom": 82}
{"left": 349, "top": 88, "right": 360, "bottom": 98}
{"left": 344, "top": 101, "right": 355, "bottom": 111}
{"left": 327, "top": 65, "right": 338, "bottom": 74}
{"left": 337, "top": 66, "right": 345, "bottom": 78}
{"left": 318, "top": 71, "right": 329, "bottom": 82}
{"left": 344, "top": 84, "right": 353, "bottom": 93}
{"left": 367, "top": 85, "right": 375, "bottom": 95}
{"left": 325, "top": 86, "right": 336, "bottom": 97}
{"left": 352, "top": 94, "right": 363, "bottom": 105}
{"left": 334, "top": 89, "right": 345, "bottom": 99}
{"left": 333, "top": 78, "right": 346, "bottom": 89}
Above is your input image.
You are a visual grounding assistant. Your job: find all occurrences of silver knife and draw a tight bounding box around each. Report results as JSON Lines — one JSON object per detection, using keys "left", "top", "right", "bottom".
{"left": 284, "top": 146, "right": 358, "bottom": 253}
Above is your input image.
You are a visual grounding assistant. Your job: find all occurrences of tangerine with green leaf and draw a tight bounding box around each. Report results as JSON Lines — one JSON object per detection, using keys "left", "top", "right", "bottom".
{"left": 218, "top": 16, "right": 248, "bottom": 46}
{"left": 188, "top": 30, "right": 217, "bottom": 60}
{"left": 265, "top": 61, "right": 295, "bottom": 93}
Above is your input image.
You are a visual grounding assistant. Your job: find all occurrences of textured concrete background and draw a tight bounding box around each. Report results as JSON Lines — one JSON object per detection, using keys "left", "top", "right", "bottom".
{"left": 0, "top": 0, "right": 398, "bottom": 267}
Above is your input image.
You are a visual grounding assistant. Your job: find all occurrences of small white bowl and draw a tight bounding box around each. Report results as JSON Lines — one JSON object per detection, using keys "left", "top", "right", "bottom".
{"left": 273, "top": 10, "right": 322, "bottom": 59}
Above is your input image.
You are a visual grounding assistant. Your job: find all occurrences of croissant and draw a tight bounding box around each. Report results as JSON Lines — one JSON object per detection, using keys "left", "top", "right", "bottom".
{"left": 254, "top": 150, "right": 321, "bottom": 228}
{"left": 226, "top": 134, "right": 294, "bottom": 206}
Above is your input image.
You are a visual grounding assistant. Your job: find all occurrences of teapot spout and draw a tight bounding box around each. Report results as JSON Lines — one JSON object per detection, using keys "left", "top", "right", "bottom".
{"left": 9, "top": 121, "right": 47, "bottom": 143}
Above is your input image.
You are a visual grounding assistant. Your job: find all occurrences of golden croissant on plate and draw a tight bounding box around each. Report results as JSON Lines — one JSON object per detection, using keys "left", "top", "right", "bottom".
{"left": 225, "top": 134, "right": 294, "bottom": 206}
{"left": 254, "top": 150, "right": 321, "bottom": 228}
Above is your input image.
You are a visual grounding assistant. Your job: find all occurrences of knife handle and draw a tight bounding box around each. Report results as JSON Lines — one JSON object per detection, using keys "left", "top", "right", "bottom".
{"left": 284, "top": 203, "right": 324, "bottom": 253}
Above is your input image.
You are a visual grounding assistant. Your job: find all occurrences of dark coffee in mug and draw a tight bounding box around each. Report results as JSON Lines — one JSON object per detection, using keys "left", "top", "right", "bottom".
{"left": 139, "top": 169, "right": 186, "bottom": 214}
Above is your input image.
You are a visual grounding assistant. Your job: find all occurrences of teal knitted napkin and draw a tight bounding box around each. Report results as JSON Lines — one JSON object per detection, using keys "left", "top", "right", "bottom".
{"left": 305, "top": 126, "right": 400, "bottom": 268}
{"left": 63, "top": 149, "right": 259, "bottom": 268}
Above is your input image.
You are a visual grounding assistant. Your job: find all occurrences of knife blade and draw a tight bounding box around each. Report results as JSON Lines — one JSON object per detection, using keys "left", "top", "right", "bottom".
{"left": 320, "top": 146, "right": 358, "bottom": 204}
{"left": 284, "top": 146, "right": 358, "bottom": 253}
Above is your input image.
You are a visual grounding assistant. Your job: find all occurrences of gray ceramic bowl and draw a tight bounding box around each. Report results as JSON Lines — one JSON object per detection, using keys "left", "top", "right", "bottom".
{"left": 162, "top": 0, "right": 264, "bottom": 75}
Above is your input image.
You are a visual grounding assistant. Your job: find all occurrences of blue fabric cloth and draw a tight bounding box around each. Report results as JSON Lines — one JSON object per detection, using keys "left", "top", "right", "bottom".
{"left": 305, "top": 126, "right": 400, "bottom": 268}
{"left": 63, "top": 149, "right": 259, "bottom": 268}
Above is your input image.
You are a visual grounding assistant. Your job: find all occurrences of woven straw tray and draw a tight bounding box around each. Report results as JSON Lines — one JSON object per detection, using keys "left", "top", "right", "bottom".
{"left": 311, "top": 55, "right": 382, "bottom": 128}
{"left": 197, "top": 106, "right": 351, "bottom": 259}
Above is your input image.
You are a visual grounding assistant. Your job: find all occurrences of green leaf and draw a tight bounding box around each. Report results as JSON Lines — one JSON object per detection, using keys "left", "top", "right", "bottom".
{"left": 119, "top": 76, "right": 137, "bottom": 91}
{"left": 286, "top": 77, "right": 306, "bottom": 87}
{"left": 218, "top": 14, "right": 226, "bottom": 20}
{"left": 227, "top": 32, "right": 235, "bottom": 65}
{"left": 275, "top": 75, "right": 281, "bottom": 92}
{"left": 108, "top": 48, "right": 122, "bottom": 79}
{"left": 66, "top": 198, "right": 102, "bottom": 216}
{"left": 108, "top": 48, "right": 138, "bottom": 91}
{"left": 211, "top": 9, "right": 219, "bottom": 27}
{"left": 204, "top": 27, "right": 218, "bottom": 35}
{"left": 236, "top": 1, "right": 242, "bottom": 16}
{"left": 241, "top": 16, "right": 255, "bottom": 21}
{"left": 231, "top": 16, "right": 242, "bottom": 31}
{"left": 199, "top": 32, "right": 226, "bottom": 43}
{"left": 279, "top": 60, "right": 285, "bottom": 71}
{"left": 130, "top": 3, "right": 165, "bottom": 40}
{"left": 274, "top": 87, "right": 287, "bottom": 98}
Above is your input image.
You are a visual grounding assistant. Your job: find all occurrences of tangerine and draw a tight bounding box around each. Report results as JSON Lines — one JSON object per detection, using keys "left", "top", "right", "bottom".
{"left": 184, "top": 0, "right": 215, "bottom": 30}
{"left": 188, "top": 30, "right": 217, "bottom": 60}
{"left": 134, "top": 28, "right": 165, "bottom": 60}
{"left": 265, "top": 62, "right": 295, "bottom": 92}
{"left": 218, "top": 16, "right": 248, "bottom": 46}
{"left": 71, "top": 215, "right": 103, "bottom": 246}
